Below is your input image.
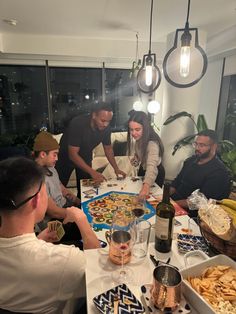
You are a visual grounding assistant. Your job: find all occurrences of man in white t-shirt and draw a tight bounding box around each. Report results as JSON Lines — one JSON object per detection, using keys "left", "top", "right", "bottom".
{"left": 0, "top": 157, "right": 100, "bottom": 313}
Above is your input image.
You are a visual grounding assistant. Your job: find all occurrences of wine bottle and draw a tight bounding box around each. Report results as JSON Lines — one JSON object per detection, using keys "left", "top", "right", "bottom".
{"left": 155, "top": 182, "right": 175, "bottom": 253}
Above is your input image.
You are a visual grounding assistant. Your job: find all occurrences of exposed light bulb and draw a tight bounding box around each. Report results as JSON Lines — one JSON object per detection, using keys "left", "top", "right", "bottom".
{"left": 85, "top": 94, "right": 90, "bottom": 100}
{"left": 133, "top": 101, "right": 143, "bottom": 111}
{"left": 145, "top": 64, "right": 153, "bottom": 86}
{"left": 147, "top": 100, "right": 160, "bottom": 114}
{"left": 180, "top": 46, "right": 191, "bottom": 78}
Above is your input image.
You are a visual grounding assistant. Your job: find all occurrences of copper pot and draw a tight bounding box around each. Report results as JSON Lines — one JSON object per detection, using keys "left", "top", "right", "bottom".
{"left": 151, "top": 264, "right": 182, "bottom": 311}
{"left": 105, "top": 230, "right": 132, "bottom": 265}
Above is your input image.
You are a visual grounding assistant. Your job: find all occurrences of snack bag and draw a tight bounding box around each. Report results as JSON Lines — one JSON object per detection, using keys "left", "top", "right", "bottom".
{"left": 187, "top": 190, "right": 236, "bottom": 242}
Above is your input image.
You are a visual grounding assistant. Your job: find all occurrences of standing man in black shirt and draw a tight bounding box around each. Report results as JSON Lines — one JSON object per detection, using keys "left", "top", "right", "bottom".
{"left": 56, "top": 102, "right": 126, "bottom": 196}
{"left": 170, "top": 129, "right": 231, "bottom": 209}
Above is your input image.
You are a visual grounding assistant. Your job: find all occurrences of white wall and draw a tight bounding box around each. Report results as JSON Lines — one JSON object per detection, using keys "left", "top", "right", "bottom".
{"left": 0, "top": 33, "right": 166, "bottom": 69}
{"left": 199, "top": 58, "right": 224, "bottom": 129}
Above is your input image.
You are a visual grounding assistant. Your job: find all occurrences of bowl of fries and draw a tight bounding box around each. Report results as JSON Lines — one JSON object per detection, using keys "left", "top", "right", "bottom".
{"left": 199, "top": 218, "right": 236, "bottom": 260}
{"left": 181, "top": 254, "right": 236, "bottom": 314}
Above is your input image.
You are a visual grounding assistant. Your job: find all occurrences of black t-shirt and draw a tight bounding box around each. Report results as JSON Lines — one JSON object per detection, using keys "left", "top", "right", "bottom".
{"left": 59, "top": 115, "right": 111, "bottom": 164}
{"left": 171, "top": 155, "right": 231, "bottom": 200}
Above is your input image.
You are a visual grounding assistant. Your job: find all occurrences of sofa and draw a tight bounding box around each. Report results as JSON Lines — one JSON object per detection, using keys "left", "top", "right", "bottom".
{"left": 53, "top": 132, "right": 134, "bottom": 187}
{"left": 92, "top": 131, "right": 134, "bottom": 177}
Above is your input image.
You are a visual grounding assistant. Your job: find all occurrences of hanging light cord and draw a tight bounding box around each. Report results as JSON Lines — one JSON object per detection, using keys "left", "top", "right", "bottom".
{"left": 135, "top": 32, "right": 139, "bottom": 62}
{"left": 148, "top": 0, "right": 154, "bottom": 54}
{"left": 185, "top": 0, "right": 191, "bottom": 25}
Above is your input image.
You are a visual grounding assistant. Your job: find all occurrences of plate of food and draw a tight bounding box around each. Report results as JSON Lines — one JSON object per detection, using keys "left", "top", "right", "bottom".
{"left": 93, "top": 283, "right": 144, "bottom": 314}
{"left": 181, "top": 254, "right": 236, "bottom": 314}
{"left": 177, "top": 233, "right": 208, "bottom": 254}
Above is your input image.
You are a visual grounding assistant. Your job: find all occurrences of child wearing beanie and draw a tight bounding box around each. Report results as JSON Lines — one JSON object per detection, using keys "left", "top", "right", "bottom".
{"left": 33, "top": 131, "right": 84, "bottom": 248}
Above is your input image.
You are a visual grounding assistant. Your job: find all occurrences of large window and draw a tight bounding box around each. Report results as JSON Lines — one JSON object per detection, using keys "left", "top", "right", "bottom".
{"left": 0, "top": 65, "right": 48, "bottom": 134}
{"left": 105, "top": 69, "right": 136, "bottom": 130}
{"left": 0, "top": 64, "right": 134, "bottom": 136}
{"left": 50, "top": 67, "right": 102, "bottom": 133}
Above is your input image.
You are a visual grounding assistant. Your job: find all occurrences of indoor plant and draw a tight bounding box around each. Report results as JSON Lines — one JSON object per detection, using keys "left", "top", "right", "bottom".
{"left": 163, "top": 111, "right": 208, "bottom": 155}
{"left": 163, "top": 111, "right": 236, "bottom": 184}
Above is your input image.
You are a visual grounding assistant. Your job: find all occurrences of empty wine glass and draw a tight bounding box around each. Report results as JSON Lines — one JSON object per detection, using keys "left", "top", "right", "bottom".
{"left": 111, "top": 209, "right": 136, "bottom": 284}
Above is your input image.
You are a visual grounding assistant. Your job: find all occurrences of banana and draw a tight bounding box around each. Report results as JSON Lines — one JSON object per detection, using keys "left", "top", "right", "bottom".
{"left": 220, "top": 204, "right": 236, "bottom": 228}
{"left": 219, "top": 199, "right": 236, "bottom": 211}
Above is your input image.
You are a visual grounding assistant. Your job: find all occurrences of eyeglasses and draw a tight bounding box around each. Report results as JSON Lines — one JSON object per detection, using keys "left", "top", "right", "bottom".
{"left": 192, "top": 142, "right": 211, "bottom": 148}
{"left": 0, "top": 180, "right": 43, "bottom": 210}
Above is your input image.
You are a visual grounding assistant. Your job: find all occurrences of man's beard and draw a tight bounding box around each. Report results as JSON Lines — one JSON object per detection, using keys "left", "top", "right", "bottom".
{"left": 195, "top": 149, "right": 211, "bottom": 161}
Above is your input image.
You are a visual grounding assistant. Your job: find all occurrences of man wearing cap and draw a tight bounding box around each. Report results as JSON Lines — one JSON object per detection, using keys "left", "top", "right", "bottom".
{"left": 56, "top": 102, "right": 126, "bottom": 196}
{"left": 0, "top": 157, "right": 99, "bottom": 313}
{"left": 33, "top": 131, "right": 83, "bottom": 245}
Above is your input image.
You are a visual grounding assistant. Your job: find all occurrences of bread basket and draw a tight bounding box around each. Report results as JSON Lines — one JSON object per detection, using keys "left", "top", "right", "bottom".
{"left": 198, "top": 218, "right": 236, "bottom": 260}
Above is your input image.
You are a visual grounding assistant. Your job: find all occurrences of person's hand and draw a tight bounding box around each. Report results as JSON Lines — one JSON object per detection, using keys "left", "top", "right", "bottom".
{"left": 73, "top": 196, "right": 81, "bottom": 206}
{"left": 115, "top": 168, "right": 126, "bottom": 179}
{"left": 91, "top": 170, "right": 106, "bottom": 184}
{"left": 139, "top": 183, "right": 150, "bottom": 199}
{"left": 66, "top": 193, "right": 81, "bottom": 206}
{"left": 37, "top": 228, "right": 59, "bottom": 243}
{"left": 63, "top": 206, "right": 87, "bottom": 224}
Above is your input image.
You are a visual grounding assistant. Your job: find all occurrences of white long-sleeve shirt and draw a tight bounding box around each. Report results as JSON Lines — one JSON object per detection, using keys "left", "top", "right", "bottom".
{"left": 135, "top": 140, "right": 161, "bottom": 186}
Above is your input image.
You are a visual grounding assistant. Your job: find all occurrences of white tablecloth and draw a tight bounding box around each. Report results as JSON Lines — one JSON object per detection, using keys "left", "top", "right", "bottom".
{"left": 81, "top": 178, "right": 201, "bottom": 313}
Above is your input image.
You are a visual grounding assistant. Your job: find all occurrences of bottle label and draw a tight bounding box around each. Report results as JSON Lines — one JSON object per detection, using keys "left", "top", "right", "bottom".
{"left": 155, "top": 216, "right": 169, "bottom": 240}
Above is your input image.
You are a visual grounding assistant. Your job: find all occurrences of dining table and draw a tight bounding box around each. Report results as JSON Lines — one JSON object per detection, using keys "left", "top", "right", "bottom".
{"left": 81, "top": 177, "right": 203, "bottom": 314}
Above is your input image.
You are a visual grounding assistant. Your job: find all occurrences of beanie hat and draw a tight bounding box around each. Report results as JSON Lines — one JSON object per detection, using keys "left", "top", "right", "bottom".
{"left": 33, "top": 131, "right": 59, "bottom": 152}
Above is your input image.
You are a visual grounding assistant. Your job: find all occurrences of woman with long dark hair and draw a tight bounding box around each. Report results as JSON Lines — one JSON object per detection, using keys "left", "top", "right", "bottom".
{"left": 127, "top": 110, "right": 165, "bottom": 197}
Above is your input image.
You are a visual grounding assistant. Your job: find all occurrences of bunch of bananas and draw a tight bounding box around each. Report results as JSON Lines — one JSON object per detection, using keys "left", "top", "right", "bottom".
{"left": 217, "top": 199, "right": 236, "bottom": 228}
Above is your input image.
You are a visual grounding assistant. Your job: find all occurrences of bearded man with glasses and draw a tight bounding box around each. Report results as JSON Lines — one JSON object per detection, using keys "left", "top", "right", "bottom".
{"left": 169, "top": 129, "right": 231, "bottom": 213}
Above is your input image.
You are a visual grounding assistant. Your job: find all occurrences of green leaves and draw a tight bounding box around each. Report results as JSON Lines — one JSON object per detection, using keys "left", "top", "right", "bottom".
{"left": 129, "top": 59, "right": 141, "bottom": 79}
{"left": 221, "top": 148, "right": 236, "bottom": 180}
{"left": 225, "top": 113, "right": 236, "bottom": 126}
{"left": 0, "top": 132, "right": 37, "bottom": 150}
{"left": 163, "top": 111, "right": 192, "bottom": 125}
{"left": 219, "top": 140, "right": 235, "bottom": 153}
{"left": 197, "top": 114, "right": 208, "bottom": 132}
{"left": 163, "top": 111, "right": 209, "bottom": 155}
{"left": 172, "top": 135, "right": 196, "bottom": 155}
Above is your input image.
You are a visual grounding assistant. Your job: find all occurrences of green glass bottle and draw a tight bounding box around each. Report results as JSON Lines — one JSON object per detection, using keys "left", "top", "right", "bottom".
{"left": 155, "top": 182, "right": 175, "bottom": 253}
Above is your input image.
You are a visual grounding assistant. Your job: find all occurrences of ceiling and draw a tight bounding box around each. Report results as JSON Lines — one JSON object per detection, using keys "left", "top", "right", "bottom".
{"left": 1, "top": 0, "right": 236, "bottom": 43}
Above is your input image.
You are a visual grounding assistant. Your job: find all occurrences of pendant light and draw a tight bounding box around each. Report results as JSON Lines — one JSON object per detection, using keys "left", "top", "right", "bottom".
{"left": 163, "top": 0, "right": 208, "bottom": 88}
{"left": 137, "top": 0, "right": 161, "bottom": 94}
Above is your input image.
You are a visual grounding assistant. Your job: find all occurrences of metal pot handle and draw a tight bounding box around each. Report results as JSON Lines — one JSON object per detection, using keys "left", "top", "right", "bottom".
{"left": 184, "top": 250, "right": 209, "bottom": 267}
{"left": 105, "top": 230, "right": 111, "bottom": 244}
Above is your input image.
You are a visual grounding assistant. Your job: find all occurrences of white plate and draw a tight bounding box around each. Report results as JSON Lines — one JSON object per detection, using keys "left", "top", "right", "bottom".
{"left": 177, "top": 233, "right": 208, "bottom": 254}
{"left": 93, "top": 283, "right": 144, "bottom": 313}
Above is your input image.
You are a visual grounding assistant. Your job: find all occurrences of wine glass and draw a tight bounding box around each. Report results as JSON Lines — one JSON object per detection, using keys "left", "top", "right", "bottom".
{"left": 131, "top": 196, "right": 146, "bottom": 255}
{"left": 131, "top": 195, "right": 145, "bottom": 220}
{"left": 111, "top": 209, "right": 136, "bottom": 284}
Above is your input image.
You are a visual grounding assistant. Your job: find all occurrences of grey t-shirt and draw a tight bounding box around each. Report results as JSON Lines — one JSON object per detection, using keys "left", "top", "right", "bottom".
{"left": 37, "top": 167, "right": 66, "bottom": 231}
{"left": 45, "top": 167, "right": 67, "bottom": 208}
